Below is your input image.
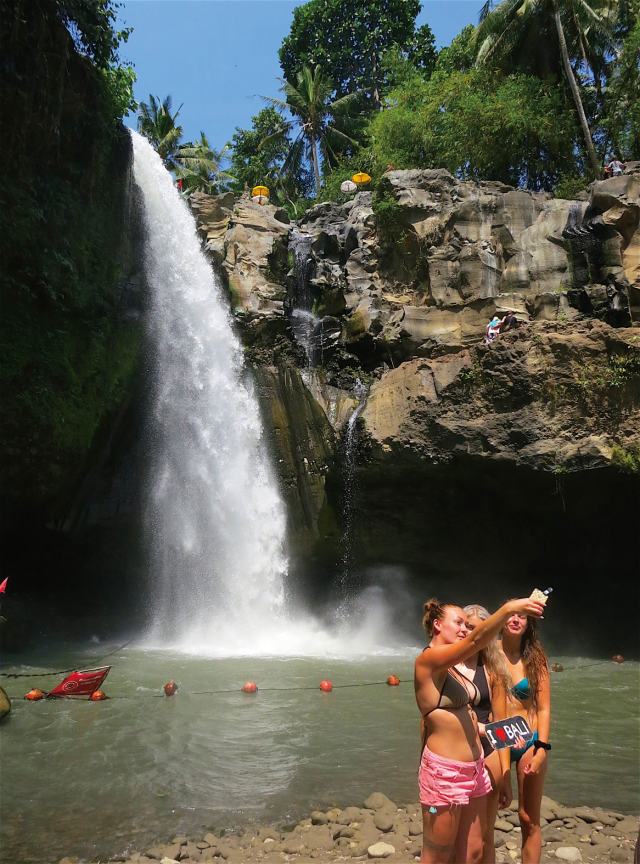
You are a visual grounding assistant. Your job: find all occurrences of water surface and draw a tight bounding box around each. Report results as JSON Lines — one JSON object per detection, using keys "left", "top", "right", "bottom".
{"left": 1, "top": 648, "right": 637, "bottom": 864}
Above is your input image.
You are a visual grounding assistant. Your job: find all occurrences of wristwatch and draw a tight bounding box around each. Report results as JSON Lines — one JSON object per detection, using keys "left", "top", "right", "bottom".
{"left": 533, "top": 740, "right": 552, "bottom": 751}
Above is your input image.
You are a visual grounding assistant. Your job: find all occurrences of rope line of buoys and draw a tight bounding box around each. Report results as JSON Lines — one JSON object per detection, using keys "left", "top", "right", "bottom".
{"left": 7, "top": 657, "right": 627, "bottom": 702}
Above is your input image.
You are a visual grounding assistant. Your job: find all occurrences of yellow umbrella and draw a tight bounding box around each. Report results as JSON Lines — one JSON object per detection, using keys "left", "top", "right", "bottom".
{"left": 351, "top": 172, "right": 371, "bottom": 185}
{"left": 251, "top": 185, "right": 269, "bottom": 198}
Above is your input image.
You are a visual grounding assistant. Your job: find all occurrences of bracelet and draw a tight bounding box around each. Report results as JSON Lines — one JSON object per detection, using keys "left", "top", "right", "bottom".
{"left": 533, "top": 740, "right": 552, "bottom": 751}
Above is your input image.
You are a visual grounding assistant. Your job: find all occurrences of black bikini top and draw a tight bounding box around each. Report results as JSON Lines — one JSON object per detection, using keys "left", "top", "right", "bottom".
{"left": 424, "top": 655, "right": 482, "bottom": 715}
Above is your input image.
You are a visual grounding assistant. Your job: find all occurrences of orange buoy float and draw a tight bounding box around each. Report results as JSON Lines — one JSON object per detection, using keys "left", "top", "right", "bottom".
{"left": 386, "top": 675, "right": 400, "bottom": 686}
{"left": 319, "top": 679, "right": 333, "bottom": 692}
{"left": 90, "top": 690, "right": 107, "bottom": 701}
{"left": 163, "top": 680, "right": 178, "bottom": 697}
{"left": 612, "top": 654, "right": 624, "bottom": 664}
{"left": 241, "top": 681, "right": 258, "bottom": 693}
{"left": 25, "top": 688, "right": 45, "bottom": 701}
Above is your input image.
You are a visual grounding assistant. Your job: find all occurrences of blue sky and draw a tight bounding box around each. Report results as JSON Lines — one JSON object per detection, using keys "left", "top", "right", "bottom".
{"left": 117, "top": 1, "right": 480, "bottom": 150}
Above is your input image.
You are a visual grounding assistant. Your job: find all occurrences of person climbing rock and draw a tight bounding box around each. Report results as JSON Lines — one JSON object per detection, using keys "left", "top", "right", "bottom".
{"left": 501, "top": 310, "right": 518, "bottom": 332}
{"left": 484, "top": 314, "right": 503, "bottom": 345}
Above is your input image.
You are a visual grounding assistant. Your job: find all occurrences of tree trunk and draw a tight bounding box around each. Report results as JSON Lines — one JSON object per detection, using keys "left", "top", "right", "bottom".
{"left": 310, "top": 132, "right": 321, "bottom": 196}
{"left": 552, "top": 0, "right": 600, "bottom": 176}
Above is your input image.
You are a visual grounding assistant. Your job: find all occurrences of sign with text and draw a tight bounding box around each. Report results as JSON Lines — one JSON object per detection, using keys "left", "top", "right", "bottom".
{"left": 485, "top": 715, "right": 533, "bottom": 750}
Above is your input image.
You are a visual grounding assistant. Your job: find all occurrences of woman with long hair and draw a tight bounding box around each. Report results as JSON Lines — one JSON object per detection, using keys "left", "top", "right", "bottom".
{"left": 501, "top": 610, "right": 551, "bottom": 864}
{"left": 457, "top": 604, "right": 513, "bottom": 864}
{"left": 415, "top": 596, "right": 544, "bottom": 864}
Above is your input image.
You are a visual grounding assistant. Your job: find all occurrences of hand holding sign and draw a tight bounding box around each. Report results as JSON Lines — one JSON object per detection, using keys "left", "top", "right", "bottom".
{"left": 485, "top": 716, "right": 533, "bottom": 750}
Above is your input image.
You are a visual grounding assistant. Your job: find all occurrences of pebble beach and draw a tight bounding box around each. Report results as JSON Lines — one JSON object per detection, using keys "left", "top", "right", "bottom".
{"left": 57, "top": 794, "right": 639, "bottom": 864}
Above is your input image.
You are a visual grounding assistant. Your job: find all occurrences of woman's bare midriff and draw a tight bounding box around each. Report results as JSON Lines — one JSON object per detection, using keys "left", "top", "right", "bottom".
{"left": 423, "top": 705, "right": 483, "bottom": 762}
{"left": 506, "top": 696, "right": 539, "bottom": 734}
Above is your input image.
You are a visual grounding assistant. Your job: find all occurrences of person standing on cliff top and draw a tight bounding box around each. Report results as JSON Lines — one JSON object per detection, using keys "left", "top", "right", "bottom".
{"left": 605, "top": 157, "right": 626, "bottom": 177}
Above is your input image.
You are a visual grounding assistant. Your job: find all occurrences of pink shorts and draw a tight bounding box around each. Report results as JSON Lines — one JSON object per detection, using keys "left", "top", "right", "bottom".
{"left": 419, "top": 745, "right": 492, "bottom": 808}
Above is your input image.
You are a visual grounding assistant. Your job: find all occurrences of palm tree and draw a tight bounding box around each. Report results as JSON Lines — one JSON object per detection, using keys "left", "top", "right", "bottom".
{"left": 137, "top": 94, "right": 183, "bottom": 168}
{"left": 475, "top": 0, "right": 617, "bottom": 175}
{"left": 263, "top": 65, "right": 361, "bottom": 195}
{"left": 174, "top": 133, "right": 233, "bottom": 195}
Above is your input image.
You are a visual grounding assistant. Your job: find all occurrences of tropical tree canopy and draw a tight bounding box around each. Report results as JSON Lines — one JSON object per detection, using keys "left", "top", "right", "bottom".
{"left": 174, "top": 133, "right": 232, "bottom": 195}
{"left": 279, "top": 0, "right": 435, "bottom": 107}
{"left": 230, "top": 107, "right": 298, "bottom": 192}
{"left": 368, "top": 67, "right": 580, "bottom": 189}
{"left": 474, "top": 0, "right": 622, "bottom": 173}
{"left": 264, "top": 65, "right": 362, "bottom": 194}
{"left": 137, "top": 94, "right": 183, "bottom": 167}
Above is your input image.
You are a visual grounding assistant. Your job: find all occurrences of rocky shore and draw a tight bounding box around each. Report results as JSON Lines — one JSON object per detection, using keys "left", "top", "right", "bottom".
{"left": 59, "top": 794, "right": 638, "bottom": 864}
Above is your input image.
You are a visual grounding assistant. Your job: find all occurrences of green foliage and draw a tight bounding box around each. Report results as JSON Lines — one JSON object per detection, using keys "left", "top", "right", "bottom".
{"left": 607, "top": 351, "right": 640, "bottom": 388}
{"left": 279, "top": 0, "right": 432, "bottom": 106}
{"left": 601, "top": 17, "right": 640, "bottom": 159}
{"left": 174, "top": 133, "right": 232, "bottom": 195}
{"left": 434, "top": 25, "right": 476, "bottom": 73}
{"left": 137, "top": 94, "right": 183, "bottom": 167}
{"left": 611, "top": 444, "right": 640, "bottom": 473}
{"left": 369, "top": 68, "right": 580, "bottom": 189}
{"left": 553, "top": 174, "right": 588, "bottom": 199}
{"left": 0, "top": 0, "right": 142, "bottom": 508}
{"left": 320, "top": 148, "right": 376, "bottom": 202}
{"left": 230, "top": 107, "right": 293, "bottom": 192}
{"left": 55, "top": 0, "right": 131, "bottom": 68}
{"left": 265, "top": 65, "right": 363, "bottom": 193}
{"left": 372, "top": 177, "right": 407, "bottom": 245}
{"left": 101, "top": 64, "right": 137, "bottom": 122}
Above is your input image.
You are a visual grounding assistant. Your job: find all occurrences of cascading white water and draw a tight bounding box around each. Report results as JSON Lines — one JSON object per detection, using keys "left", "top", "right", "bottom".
{"left": 132, "top": 131, "right": 413, "bottom": 657}
{"left": 132, "top": 132, "right": 289, "bottom": 653}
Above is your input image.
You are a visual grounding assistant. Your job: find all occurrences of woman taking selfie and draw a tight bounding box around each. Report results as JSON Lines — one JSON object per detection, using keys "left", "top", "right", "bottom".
{"left": 415, "top": 596, "right": 544, "bottom": 864}
{"left": 501, "top": 609, "right": 551, "bottom": 864}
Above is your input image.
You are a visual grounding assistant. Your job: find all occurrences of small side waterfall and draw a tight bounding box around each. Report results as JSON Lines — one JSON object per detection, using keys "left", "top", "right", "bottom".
{"left": 339, "top": 379, "right": 368, "bottom": 599}
{"left": 289, "top": 231, "right": 321, "bottom": 365}
{"left": 132, "top": 132, "right": 288, "bottom": 654}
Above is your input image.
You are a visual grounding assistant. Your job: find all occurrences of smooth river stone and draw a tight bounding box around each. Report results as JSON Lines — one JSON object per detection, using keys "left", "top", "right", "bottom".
{"left": 555, "top": 847, "right": 583, "bottom": 862}
{"left": 367, "top": 841, "right": 396, "bottom": 858}
{"left": 373, "top": 810, "right": 395, "bottom": 832}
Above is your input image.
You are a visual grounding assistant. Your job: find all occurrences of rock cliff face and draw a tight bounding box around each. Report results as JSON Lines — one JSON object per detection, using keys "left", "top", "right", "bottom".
{"left": 194, "top": 171, "right": 640, "bottom": 650}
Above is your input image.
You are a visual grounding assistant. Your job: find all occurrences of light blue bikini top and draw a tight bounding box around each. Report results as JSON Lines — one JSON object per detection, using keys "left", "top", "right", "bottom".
{"left": 511, "top": 677, "right": 531, "bottom": 701}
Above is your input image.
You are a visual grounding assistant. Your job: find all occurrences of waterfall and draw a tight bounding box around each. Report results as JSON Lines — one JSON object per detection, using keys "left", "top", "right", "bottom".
{"left": 132, "top": 132, "right": 289, "bottom": 654}
{"left": 131, "top": 132, "right": 410, "bottom": 657}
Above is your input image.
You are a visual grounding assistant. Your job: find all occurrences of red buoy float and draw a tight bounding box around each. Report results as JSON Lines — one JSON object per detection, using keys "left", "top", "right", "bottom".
{"left": 24, "top": 688, "right": 45, "bottom": 701}
{"left": 90, "top": 690, "right": 107, "bottom": 701}
{"left": 241, "top": 681, "right": 257, "bottom": 693}
{"left": 163, "top": 680, "right": 178, "bottom": 697}
{"left": 319, "top": 679, "right": 333, "bottom": 692}
{"left": 387, "top": 675, "right": 400, "bottom": 686}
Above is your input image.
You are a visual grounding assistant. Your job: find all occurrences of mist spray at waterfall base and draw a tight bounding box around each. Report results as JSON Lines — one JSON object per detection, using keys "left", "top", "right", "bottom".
{"left": 131, "top": 133, "right": 410, "bottom": 658}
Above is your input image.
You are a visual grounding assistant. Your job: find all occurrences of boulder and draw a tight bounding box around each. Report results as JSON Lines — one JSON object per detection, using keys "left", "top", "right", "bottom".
{"left": 555, "top": 847, "right": 583, "bottom": 862}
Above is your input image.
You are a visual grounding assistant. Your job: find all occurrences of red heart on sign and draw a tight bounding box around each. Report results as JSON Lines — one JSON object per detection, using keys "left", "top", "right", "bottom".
{"left": 496, "top": 728, "right": 507, "bottom": 742}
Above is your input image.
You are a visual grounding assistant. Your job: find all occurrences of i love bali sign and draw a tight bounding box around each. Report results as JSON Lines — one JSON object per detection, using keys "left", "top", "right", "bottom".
{"left": 484, "top": 715, "right": 533, "bottom": 750}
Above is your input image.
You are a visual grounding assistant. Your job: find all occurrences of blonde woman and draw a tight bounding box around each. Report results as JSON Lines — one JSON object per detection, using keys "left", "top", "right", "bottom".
{"left": 457, "top": 604, "right": 513, "bottom": 864}
{"left": 415, "top": 596, "right": 544, "bottom": 864}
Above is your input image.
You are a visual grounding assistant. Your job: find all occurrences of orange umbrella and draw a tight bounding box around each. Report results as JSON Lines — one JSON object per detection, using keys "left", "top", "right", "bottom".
{"left": 251, "top": 185, "right": 269, "bottom": 198}
{"left": 351, "top": 172, "right": 371, "bottom": 185}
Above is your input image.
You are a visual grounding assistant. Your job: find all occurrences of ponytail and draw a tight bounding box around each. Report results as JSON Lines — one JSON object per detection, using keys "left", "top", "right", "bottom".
{"left": 423, "top": 598, "right": 453, "bottom": 637}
